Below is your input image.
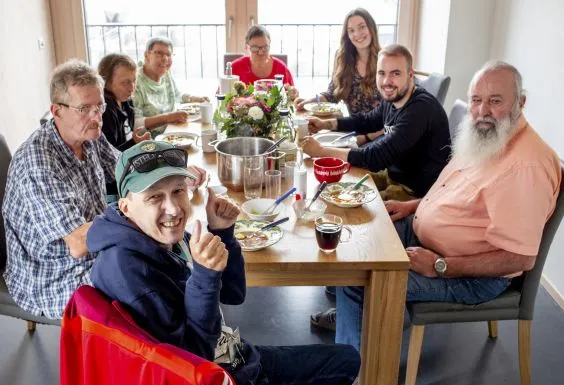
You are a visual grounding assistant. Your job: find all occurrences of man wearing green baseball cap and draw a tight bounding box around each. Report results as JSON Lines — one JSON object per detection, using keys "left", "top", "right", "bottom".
{"left": 115, "top": 140, "right": 198, "bottom": 198}
{"left": 86, "top": 141, "right": 361, "bottom": 384}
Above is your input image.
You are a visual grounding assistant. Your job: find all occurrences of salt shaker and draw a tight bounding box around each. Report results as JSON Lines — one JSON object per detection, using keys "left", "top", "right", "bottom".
{"left": 294, "top": 166, "right": 308, "bottom": 199}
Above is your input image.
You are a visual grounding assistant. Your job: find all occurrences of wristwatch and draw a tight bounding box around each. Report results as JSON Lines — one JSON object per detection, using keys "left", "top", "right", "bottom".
{"left": 364, "top": 134, "right": 371, "bottom": 143}
{"left": 434, "top": 257, "right": 447, "bottom": 276}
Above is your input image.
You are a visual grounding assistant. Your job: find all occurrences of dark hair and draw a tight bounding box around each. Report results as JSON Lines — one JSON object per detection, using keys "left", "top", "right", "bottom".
{"left": 332, "top": 8, "right": 381, "bottom": 101}
{"left": 378, "top": 44, "right": 413, "bottom": 72}
{"left": 145, "top": 36, "right": 174, "bottom": 52}
{"left": 245, "top": 25, "right": 271, "bottom": 45}
{"left": 98, "top": 53, "right": 137, "bottom": 90}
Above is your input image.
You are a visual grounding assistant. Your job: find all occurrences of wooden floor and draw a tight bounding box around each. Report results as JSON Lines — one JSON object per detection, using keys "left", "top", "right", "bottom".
{"left": 1, "top": 286, "right": 563, "bottom": 384}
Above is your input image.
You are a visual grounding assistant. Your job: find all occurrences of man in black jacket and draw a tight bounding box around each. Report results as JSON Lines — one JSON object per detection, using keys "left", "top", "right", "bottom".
{"left": 305, "top": 44, "right": 451, "bottom": 331}
{"left": 303, "top": 44, "right": 451, "bottom": 200}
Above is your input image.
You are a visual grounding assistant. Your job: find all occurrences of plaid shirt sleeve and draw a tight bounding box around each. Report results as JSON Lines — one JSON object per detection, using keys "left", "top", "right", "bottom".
{"left": 21, "top": 167, "right": 87, "bottom": 244}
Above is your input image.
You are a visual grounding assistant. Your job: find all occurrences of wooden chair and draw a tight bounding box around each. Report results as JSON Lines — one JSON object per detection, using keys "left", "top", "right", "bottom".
{"left": 0, "top": 133, "right": 60, "bottom": 332}
{"left": 404, "top": 161, "right": 564, "bottom": 385}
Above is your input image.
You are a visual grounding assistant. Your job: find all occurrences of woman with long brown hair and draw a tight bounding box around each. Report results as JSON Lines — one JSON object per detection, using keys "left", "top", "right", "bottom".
{"left": 295, "top": 8, "right": 381, "bottom": 115}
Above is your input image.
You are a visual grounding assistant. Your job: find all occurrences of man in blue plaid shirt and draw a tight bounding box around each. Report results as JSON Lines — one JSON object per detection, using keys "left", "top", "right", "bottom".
{"left": 1, "top": 60, "right": 121, "bottom": 318}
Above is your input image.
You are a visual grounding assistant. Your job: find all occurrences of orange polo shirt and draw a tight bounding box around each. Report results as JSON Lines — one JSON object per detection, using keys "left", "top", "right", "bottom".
{"left": 413, "top": 116, "right": 561, "bottom": 258}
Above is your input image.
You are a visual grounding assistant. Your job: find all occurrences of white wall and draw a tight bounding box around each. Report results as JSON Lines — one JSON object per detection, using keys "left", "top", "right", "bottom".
{"left": 414, "top": 0, "right": 450, "bottom": 74}
{"left": 0, "top": 0, "right": 56, "bottom": 152}
{"left": 490, "top": 0, "right": 564, "bottom": 301}
{"left": 442, "top": 0, "right": 496, "bottom": 112}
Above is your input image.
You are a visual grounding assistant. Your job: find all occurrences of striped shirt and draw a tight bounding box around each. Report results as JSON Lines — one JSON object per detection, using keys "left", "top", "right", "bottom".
{"left": 2, "top": 119, "right": 119, "bottom": 318}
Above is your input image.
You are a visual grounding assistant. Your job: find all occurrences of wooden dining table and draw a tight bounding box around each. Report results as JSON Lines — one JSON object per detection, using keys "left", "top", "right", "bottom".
{"left": 164, "top": 120, "right": 409, "bottom": 385}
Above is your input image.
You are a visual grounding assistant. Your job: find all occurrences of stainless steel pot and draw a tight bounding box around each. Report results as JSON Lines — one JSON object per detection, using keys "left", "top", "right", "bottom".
{"left": 212, "top": 137, "right": 276, "bottom": 192}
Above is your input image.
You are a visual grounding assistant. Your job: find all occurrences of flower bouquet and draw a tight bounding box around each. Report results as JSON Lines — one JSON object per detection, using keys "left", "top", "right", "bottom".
{"left": 215, "top": 81, "right": 299, "bottom": 138}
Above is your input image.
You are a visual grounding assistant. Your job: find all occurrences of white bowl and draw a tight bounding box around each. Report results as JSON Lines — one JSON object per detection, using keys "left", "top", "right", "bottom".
{"left": 241, "top": 198, "right": 283, "bottom": 222}
{"left": 292, "top": 199, "right": 327, "bottom": 222}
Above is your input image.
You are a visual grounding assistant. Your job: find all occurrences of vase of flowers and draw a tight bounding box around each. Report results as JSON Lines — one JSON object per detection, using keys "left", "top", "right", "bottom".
{"left": 216, "top": 80, "right": 298, "bottom": 138}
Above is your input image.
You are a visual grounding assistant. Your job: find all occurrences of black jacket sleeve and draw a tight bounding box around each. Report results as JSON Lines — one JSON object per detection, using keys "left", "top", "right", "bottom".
{"left": 346, "top": 101, "right": 429, "bottom": 172}
{"left": 337, "top": 104, "right": 384, "bottom": 134}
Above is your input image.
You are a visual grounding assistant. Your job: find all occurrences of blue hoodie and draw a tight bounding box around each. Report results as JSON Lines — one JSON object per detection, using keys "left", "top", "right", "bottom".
{"left": 87, "top": 204, "right": 262, "bottom": 384}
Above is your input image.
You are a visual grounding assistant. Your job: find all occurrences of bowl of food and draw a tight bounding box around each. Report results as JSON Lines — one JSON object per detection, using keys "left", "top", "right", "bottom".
{"left": 304, "top": 102, "right": 341, "bottom": 117}
{"left": 241, "top": 198, "right": 283, "bottom": 222}
{"left": 155, "top": 132, "right": 196, "bottom": 149}
{"left": 292, "top": 199, "right": 327, "bottom": 222}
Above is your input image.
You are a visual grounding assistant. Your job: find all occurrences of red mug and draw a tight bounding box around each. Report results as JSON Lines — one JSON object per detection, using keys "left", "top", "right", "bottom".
{"left": 313, "top": 157, "right": 351, "bottom": 183}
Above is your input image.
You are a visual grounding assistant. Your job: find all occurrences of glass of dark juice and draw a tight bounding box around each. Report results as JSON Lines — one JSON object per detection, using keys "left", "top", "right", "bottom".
{"left": 315, "top": 214, "right": 352, "bottom": 253}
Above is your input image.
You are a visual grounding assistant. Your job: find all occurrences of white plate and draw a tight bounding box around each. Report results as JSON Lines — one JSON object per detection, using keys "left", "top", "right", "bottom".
{"left": 178, "top": 103, "right": 202, "bottom": 122}
{"left": 303, "top": 102, "right": 341, "bottom": 117}
{"left": 320, "top": 181, "right": 377, "bottom": 208}
{"left": 155, "top": 132, "right": 197, "bottom": 149}
{"left": 313, "top": 132, "right": 357, "bottom": 148}
{"left": 235, "top": 219, "right": 284, "bottom": 251}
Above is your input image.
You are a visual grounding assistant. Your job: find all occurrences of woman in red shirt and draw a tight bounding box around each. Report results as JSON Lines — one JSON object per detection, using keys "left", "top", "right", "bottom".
{"left": 231, "top": 25, "right": 295, "bottom": 86}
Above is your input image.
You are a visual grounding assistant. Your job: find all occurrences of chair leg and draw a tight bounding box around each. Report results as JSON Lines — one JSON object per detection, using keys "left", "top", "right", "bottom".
{"left": 405, "top": 325, "right": 425, "bottom": 385}
{"left": 518, "top": 320, "right": 532, "bottom": 385}
{"left": 487, "top": 320, "right": 498, "bottom": 338}
{"left": 27, "top": 320, "right": 36, "bottom": 333}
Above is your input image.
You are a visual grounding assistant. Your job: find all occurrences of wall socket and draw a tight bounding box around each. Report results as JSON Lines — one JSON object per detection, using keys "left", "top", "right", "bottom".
{"left": 38, "top": 38, "right": 45, "bottom": 50}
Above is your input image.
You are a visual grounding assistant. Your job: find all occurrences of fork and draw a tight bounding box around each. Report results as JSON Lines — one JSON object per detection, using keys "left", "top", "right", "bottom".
{"left": 244, "top": 217, "right": 290, "bottom": 239}
{"left": 262, "top": 187, "right": 296, "bottom": 215}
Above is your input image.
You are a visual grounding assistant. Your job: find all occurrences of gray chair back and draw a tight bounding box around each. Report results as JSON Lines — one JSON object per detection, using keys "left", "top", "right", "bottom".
{"left": 223, "top": 53, "right": 288, "bottom": 74}
{"left": 448, "top": 99, "right": 468, "bottom": 140}
{"left": 518, "top": 161, "right": 564, "bottom": 319}
{"left": 0, "top": 134, "right": 10, "bottom": 271}
{"left": 415, "top": 72, "right": 451, "bottom": 105}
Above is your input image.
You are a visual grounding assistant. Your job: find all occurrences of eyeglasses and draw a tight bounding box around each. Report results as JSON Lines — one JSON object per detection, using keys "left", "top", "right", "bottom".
{"left": 59, "top": 103, "right": 107, "bottom": 116}
{"left": 249, "top": 45, "right": 270, "bottom": 53}
{"left": 118, "top": 148, "right": 188, "bottom": 196}
{"left": 151, "top": 50, "right": 174, "bottom": 59}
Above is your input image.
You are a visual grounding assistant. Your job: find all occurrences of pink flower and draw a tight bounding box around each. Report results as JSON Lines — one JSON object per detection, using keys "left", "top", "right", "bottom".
{"left": 257, "top": 101, "right": 271, "bottom": 113}
{"left": 233, "top": 96, "right": 256, "bottom": 107}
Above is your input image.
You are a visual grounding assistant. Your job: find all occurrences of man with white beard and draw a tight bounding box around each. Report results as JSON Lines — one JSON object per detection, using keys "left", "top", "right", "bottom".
{"left": 333, "top": 60, "right": 562, "bottom": 352}
{"left": 2, "top": 60, "right": 121, "bottom": 319}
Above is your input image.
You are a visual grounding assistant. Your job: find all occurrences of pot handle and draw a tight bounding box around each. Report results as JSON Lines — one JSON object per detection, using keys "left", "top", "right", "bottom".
{"left": 207, "top": 139, "right": 219, "bottom": 148}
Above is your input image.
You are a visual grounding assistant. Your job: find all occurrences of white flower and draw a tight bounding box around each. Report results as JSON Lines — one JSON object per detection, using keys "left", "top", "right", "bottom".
{"left": 248, "top": 106, "right": 264, "bottom": 120}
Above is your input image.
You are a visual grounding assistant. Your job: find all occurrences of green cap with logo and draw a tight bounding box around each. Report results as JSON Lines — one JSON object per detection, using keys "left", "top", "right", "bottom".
{"left": 116, "top": 140, "right": 195, "bottom": 198}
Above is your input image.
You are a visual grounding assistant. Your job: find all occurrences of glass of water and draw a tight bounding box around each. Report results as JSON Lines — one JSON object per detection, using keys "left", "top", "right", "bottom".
{"left": 244, "top": 158, "right": 263, "bottom": 200}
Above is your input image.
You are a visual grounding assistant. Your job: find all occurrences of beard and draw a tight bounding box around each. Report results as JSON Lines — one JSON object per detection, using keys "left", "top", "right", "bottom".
{"left": 452, "top": 108, "right": 520, "bottom": 165}
{"left": 380, "top": 82, "right": 410, "bottom": 103}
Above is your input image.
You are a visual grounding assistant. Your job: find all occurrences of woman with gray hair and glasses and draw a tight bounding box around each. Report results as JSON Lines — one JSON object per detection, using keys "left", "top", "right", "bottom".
{"left": 134, "top": 36, "right": 209, "bottom": 137}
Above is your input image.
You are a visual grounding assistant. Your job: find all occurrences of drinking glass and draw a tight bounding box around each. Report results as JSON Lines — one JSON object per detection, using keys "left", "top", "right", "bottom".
{"left": 284, "top": 161, "right": 298, "bottom": 188}
{"left": 314, "top": 214, "right": 352, "bottom": 253}
{"left": 244, "top": 158, "right": 263, "bottom": 200}
{"left": 265, "top": 170, "right": 282, "bottom": 199}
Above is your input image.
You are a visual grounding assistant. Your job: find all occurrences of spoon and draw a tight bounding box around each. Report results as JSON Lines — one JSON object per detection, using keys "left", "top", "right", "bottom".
{"left": 329, "top": 131, "right": 357, "bottom": 145}
{"left": 338, "top": 174, "right": 370, "bottom": 200}
{"left": 240, "top": 216, "right": 290, "bottom": 240}
{"left": 262, "top": 187, "right": 296, "bottom": 215}
{"left": 264, "top": 137, "right": 286, "bottom": 154}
